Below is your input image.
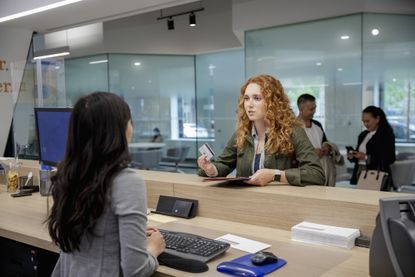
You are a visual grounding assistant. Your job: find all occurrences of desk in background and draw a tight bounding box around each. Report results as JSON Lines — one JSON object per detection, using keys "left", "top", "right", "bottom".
{"left": 129, "top": 142, "right": 166, "bottom": 149}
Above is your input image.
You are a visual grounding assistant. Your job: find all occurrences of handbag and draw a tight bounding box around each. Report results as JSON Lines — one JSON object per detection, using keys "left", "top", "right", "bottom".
{"left": 357, "top": 169, "right": 389, "bottom": 191}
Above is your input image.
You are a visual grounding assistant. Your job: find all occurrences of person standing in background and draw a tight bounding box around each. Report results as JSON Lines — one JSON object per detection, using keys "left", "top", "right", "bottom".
{"left": 47, "top": 92, "right": 165, "bottom": 276}
{"left": 151, "top": 127, "right": 163, "bottom": 142}
{"left": 297, "top": 93, "right": 343, "bottom": 186}
{"left": 347, "top": 105, "right": 396, "bottom": 191}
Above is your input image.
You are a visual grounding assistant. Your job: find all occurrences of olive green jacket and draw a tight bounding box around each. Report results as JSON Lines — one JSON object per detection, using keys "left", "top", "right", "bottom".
{"left": 198, "top": 126, "right": 325, "bottom": 186}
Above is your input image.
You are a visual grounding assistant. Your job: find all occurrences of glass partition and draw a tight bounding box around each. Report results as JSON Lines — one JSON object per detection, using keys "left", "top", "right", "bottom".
{"left": 245, "top": 12, "right": 415, "bottom": 186}
{"left": 12, "top": 13, "right": 414, "bottom": 174}
{"left": 363, "top": 14, "right": 415, "bottom": 151}
{"left": 12, "top": 48, "right": 37, "bottom": 159}
{"left": 65, "top": 54, "right": 109, "bottom": 106}
{"left": 108, "top": 54, "right": 196, "bottom": 168}
{"left": 246, "top": 14, "right": 363, "bottom": 147}
{"left": 195, "top": 49, "right": 245, "bottom": 156}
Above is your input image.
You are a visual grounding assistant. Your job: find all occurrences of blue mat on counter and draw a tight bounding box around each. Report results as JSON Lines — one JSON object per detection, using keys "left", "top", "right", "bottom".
{"left": 217, "top": 253, "right": 286, "bottom": 276}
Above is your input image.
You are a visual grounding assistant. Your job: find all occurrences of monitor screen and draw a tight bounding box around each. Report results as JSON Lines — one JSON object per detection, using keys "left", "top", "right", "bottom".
{"left": 34, "top": 108, "right": 72, "bottom": 166}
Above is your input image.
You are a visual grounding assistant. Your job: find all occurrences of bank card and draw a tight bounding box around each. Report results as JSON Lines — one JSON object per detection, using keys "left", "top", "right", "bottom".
{"left": 198, "top": 143, "right": 215, "bottom": 161}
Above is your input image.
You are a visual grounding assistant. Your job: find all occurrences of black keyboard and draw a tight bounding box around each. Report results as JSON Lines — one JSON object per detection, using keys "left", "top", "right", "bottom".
{"left": 159, "top": 229, "right": 230, "bottom": 263}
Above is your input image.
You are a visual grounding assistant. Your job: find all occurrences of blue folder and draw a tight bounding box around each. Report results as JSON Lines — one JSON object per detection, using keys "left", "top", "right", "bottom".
{"left": 217, "top": 253, "right": 286, "bottom": 276}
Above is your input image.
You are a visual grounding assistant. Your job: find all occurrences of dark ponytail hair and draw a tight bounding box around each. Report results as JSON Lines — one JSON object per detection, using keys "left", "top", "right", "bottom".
{"left": 362, "top": 105, "right": 393, "bottom": 134}
{"left": 47, "top": 92, "right": 132, "bottom": 252}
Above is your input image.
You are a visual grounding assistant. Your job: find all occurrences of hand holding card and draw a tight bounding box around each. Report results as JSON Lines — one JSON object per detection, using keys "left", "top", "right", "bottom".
{"left": 198, "top": 143, "right": 215, "bottom": 161}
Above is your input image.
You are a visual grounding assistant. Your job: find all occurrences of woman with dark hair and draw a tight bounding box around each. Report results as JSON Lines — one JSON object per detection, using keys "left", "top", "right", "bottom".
{"left": 47, "top": 92, "right": 165, "bottom": 276}
{"left": 197, "top": 74, "right": 325, "bottom": 186}
{"left": 347, "top": 105, "right": 396, "bottom": 190}
{"left": 151, "top": 127, "right": 163, "bottom": 142}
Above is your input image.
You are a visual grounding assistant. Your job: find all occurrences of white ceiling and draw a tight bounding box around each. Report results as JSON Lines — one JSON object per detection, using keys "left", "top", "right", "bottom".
{"left": 0, "top": 0, "right": 198, "bottom": 32}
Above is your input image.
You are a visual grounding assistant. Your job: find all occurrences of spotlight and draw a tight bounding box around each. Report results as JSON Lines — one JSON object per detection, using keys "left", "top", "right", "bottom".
{"left": 157, "top": 7, "right": 204, "bottom": 30}
{"left": 167, "top": 17, "right": 174, "bottom": 30}
{"left": 189, "top": 13, "right": 196, "bottom": 27}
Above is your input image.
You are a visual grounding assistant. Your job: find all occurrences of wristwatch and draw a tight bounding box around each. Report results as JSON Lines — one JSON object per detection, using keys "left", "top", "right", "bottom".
{"left": 274, "top": 169, "right": 281, "bottom": 182}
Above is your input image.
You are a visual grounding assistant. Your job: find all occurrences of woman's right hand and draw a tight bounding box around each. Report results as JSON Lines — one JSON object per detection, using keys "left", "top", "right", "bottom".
{"left": 197, "top": 155, "right": 216, "bottom": 176}
{"left": 347, "top": 150, "right": 366, "bottom": 161}
{"left": 146, "top": 230, "right": 166, "bottom": 257}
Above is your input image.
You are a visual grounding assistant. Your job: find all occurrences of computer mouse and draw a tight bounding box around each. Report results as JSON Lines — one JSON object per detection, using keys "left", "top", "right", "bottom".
{"left": 217, "top": 261, "right": 263, "bottom": 277}
{"left": 251, "top": 251, "right": 279, "bottom": 266}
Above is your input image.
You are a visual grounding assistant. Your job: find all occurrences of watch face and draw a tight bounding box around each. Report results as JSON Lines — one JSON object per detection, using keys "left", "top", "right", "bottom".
{"left": 274, "top": 174, "right": 281, "bottom": 182}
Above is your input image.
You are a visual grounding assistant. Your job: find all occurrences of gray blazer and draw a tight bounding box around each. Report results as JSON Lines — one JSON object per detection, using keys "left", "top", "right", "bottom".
{"left": 52, "top": 168, "right": 158, "bottom": 277}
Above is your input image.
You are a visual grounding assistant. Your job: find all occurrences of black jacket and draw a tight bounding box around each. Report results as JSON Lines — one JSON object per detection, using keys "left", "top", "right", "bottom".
{"left": 348, "top": 128, "right": 395, "bottom": 185}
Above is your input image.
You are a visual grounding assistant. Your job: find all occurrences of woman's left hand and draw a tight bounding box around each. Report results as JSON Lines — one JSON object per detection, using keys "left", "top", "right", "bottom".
{"left": 246, "top": 169, "right": 275, "bottom": 186}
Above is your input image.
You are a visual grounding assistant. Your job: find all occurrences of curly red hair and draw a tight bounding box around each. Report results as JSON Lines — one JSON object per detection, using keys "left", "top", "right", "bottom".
{"left": 236, "top": 75, "right": 299, "bottom": 154}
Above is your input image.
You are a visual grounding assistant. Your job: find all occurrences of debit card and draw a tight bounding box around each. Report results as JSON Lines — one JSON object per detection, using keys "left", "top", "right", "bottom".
{"left": 198, "top": 143, "right": 215, "bottom": 160}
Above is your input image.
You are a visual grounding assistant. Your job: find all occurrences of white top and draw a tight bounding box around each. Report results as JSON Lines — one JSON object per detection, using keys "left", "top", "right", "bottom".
{"left": 304, "top": 123, "right": 324, "bottom": 148}
{"left": 358, "top": 130, "right": 376, "bottom": 165}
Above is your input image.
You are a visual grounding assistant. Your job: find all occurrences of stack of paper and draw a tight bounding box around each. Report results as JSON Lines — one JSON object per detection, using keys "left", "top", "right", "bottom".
{"left": 291, "top": 221, "right": 360, "bottom": 249}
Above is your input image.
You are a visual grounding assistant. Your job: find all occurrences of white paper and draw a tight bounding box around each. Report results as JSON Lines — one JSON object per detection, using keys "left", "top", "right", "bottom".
{"left": 215, "top": 234, "right": 271, "bottom": 253}
{"left": 291, "top": 221, "right": 360, "bottom": 249}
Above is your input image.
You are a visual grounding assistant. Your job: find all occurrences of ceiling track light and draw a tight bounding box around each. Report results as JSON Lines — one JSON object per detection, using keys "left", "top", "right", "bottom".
{"left": 167, "top": 17, "right": 174, "bottom": 30}
{"left": 157, "top": 7, "right": 204, "bottom": 30}
{"left": 189, "top": 13, "right": 196, "bottom": 27}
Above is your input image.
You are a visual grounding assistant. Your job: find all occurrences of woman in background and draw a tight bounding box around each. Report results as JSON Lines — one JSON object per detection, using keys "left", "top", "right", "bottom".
{"left": 197, "top": 74, "right": 325, "bottom": 186}
{"left": 348, "top": 105, "right": 396, "bottom": 190}
{"left": 151, "top": 127, "right": 163, "bottom": 142}
{"left": 47, "top": 92, "right": 165, "bottom": 276}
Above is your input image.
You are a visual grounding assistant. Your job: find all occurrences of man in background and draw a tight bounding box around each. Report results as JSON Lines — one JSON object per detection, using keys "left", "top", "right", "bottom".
{"left": 297, "top": 93, "right": 343, "bottom": 186}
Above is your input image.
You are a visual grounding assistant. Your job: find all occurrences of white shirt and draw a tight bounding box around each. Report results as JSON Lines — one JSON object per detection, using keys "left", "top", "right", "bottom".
{"left": 358, "top": 130, "right": 376, "bottom": 165}
{"left": 304, "top": 122, "right": 324, "bottom": 148}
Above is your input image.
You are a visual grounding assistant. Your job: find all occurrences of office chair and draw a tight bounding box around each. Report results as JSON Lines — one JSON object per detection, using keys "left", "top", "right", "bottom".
{"left": 163, "top": 146, "right": 190, "bottom": 173}
{"left": 131, "top": 149, "right": 162, "bottom": 170}
{"left": 390, "top": 159, "right": 415, "bottom": 190}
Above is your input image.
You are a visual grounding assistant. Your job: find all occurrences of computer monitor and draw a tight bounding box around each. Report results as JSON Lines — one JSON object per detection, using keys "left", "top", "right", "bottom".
{"left": 34, "top": 108, "right": 72, "bottom": 166}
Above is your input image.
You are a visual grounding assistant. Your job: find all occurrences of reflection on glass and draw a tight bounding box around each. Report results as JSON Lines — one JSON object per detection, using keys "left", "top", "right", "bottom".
{"left": 363, "top": 14, "right": 415, "bottom": 145}
{"left": 246, "top": 14, "right": 363, "bottom": 147}
{"left": 195, "top": 49, "right": 245, "bottom": 156}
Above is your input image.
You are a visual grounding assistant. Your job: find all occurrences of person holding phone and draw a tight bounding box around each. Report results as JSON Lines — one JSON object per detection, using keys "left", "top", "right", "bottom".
{"left": 47, "top": 92, "right": 165, "bottom": 276}
{"left": 197, "top": 75, "right": 325, "bottom": 186}
{"left": 347, "top": 105, "right": 396, "bottom": 190}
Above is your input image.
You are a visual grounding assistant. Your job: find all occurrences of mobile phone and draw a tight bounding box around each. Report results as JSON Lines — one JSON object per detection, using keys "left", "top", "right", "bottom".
{"left": 198, "top": 143, "right": 215, "bottom": 161}
{"left": 11, "top": 191, "right": 32, "bottom": 198}
{"left": 346, "top": 146, "right": 354, "bottom": 153}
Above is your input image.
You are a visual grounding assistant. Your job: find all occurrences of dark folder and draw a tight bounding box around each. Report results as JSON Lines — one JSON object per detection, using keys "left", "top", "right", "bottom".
{"left": 203, "top": 177, "right": 251, "bottom": 187}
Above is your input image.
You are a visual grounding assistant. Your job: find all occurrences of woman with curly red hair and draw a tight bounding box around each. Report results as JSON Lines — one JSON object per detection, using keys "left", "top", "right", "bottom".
{"left": 198, "top": 75, "right": 325, "bottom": 186}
